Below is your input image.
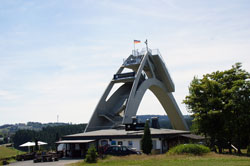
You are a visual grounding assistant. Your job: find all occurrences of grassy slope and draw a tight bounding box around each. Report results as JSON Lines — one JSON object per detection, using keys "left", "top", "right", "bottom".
{"left": 0, "top": 146, "right": 24, "bottom": 159}
{"left": 71, "top": 153, "right": 250, "bottom": 166}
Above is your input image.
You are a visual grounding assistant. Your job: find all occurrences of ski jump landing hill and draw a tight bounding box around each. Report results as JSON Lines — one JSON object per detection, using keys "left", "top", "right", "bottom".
{"left": 85, "top": 48, "right": 188, "bottom": 132}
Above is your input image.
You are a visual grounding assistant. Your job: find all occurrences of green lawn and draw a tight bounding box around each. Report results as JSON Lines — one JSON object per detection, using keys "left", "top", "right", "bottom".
{"left": 0, "top": 146, "right": 24, "bottom": 159}
{"left": 71, "top": 153, "right": 250, "bottom": 166}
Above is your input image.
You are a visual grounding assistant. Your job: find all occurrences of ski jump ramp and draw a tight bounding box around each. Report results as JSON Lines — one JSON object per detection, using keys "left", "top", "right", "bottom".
{"left": 85, "top": 49, "right": 189, "bottom": 132}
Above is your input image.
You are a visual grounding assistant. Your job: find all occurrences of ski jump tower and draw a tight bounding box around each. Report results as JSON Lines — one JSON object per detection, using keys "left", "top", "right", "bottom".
{"left": 85, "top": 48, "right": 188, "bottom": 132}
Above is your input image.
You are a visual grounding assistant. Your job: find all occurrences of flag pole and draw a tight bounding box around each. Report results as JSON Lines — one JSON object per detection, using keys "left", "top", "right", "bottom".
{"left": 134, "top": 40, "right": 135, "bottom": 55}
{"left": 145, "top": 39, "right": 148, "bottom": 52}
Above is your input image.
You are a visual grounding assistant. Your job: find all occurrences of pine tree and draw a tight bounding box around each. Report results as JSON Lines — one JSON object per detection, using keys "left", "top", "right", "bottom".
{"left": 141, "top": 121, "right": 153, "bottom": 154}
{"left": 85, "top": 144, "right": 98, "bottom": 163}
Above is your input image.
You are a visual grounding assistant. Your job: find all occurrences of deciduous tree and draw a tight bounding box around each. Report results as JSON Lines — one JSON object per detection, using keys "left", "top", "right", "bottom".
{"left": 183, "top": 63, "right": 250, "bottom": 154}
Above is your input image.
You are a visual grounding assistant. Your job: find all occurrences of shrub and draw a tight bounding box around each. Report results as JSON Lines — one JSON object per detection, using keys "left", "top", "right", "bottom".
{"left": 247, "top": 145, "right": 250, "bottom": 154}
{"left": 167, "top": 144, "right": 210, "bottom": 155}
{"left": 85, "top": 144, "right": 98, "bottom": 163}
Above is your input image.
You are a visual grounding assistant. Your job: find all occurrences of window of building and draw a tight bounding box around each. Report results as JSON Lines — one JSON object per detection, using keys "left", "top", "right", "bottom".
{"left": 152, "top": 140, "right": 157, "bottom": 149}
{"left": 118, "top": 141, "right": 123, "bottom": 145}
{"left": 75, "top": 144, "right": 80, "bottom": 150}
{"left": 128, "top": 141, "right": 133, "bottom": 148}
{"left": 100, "top": 140, "right": 108, "bottom": 146}
{"left": 111, "top": 140, "right": 116, "bottom": 145}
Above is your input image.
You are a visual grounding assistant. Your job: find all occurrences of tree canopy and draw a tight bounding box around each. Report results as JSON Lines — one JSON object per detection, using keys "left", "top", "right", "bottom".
{"left": 12, "top": 124, "right": 86, "bottom": 150}
{"left": 183, "top": 63, "right": 250, "bottom": 153}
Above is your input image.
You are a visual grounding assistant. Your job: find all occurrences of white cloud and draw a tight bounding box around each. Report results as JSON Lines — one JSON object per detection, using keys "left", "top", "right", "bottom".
{"left": 0, "top": 90, "right": 20, "bottom": 100}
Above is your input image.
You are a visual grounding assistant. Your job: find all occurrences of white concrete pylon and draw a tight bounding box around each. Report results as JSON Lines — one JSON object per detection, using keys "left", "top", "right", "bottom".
{"left": 85, "top": 49, "right": 189, "bottom": 132}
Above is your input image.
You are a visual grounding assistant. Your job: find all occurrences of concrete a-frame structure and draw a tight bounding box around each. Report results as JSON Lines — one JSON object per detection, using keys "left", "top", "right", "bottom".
{"left": 85, "top": 49, "right": 188, "bottom": 132}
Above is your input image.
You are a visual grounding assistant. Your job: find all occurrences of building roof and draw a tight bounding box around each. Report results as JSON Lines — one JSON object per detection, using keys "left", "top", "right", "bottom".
{"left": 63, "top": 128, "right": 190, "bottom": 140}
{"left": 180, "top": 134, "right": 205, "bottom": 140}
{"left": 56, "top": 140, "right": 95, "bottom": 144}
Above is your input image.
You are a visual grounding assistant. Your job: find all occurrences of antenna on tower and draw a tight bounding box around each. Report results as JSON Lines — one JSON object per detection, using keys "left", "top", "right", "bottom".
{"left": 145, "top": 39, "right": 148, "bottom": 52}
{"left": 57, "top": 115, "right": 59, "bottom": 123}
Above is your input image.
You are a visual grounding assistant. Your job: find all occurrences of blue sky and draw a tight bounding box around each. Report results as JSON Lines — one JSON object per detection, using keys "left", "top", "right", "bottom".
{"left": 0, "top": 0, "right": 249, "bottom": 125}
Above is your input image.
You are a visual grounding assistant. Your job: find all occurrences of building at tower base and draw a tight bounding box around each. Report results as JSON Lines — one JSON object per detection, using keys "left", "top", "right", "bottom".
{"left": 56, "top": 48, "right": 205, "bottom": 158}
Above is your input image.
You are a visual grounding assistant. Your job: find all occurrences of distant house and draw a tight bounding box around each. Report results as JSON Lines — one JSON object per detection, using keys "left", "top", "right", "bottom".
{"left": 56, "top": 128, "right": 204, "bottom": 158}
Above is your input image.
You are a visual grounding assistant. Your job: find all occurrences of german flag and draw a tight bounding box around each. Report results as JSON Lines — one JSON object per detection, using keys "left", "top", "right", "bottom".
{"left": 134, "top": 40, "right": 141, "bottom": 44}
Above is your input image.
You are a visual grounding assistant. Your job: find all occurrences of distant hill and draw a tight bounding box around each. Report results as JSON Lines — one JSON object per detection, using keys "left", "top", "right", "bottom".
{"left": 0, "top": 115, "right": 193, "bottom": 146}
{"left": 0, "top": 122, "right": 73, "bottom": 135}
{"left": 0, "top": 122, "right": 83, "bottom": 145}
{"left": 0, "top": 115, "right": 193, "bottom": 135}
{"left": 0, "top": 146, "right": 24, "bottom": 160}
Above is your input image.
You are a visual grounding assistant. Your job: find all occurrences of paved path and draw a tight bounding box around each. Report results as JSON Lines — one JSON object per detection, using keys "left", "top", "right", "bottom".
{"left": 10, "top": 158, "right": 82, "bottom": 166}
